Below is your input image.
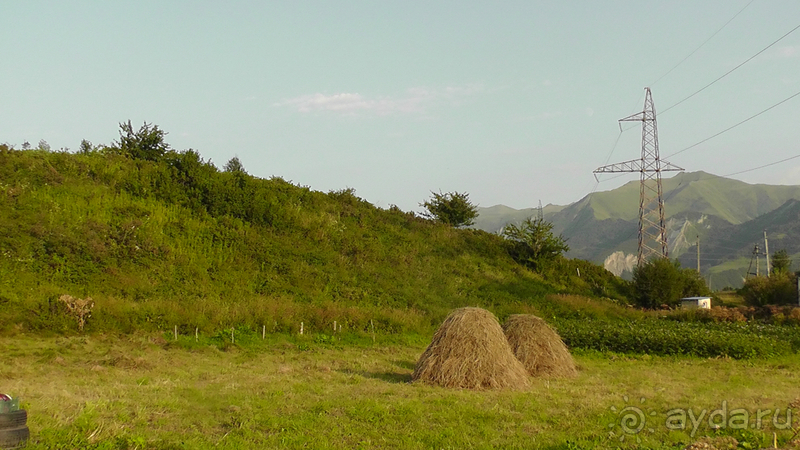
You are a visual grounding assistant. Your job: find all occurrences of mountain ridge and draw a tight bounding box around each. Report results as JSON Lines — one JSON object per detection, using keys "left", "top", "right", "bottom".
{"left": 474, "top": 171, "right": 800, "bottom": 289}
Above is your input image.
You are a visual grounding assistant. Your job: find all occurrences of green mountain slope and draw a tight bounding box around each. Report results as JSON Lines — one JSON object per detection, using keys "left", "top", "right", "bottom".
{"left": 475, "top": 171, "right": 800, "bottom": 289}
{"left": 472, "top": 204, "right": 565, "bottom": 233}
{"left": 0, "top": 147, "right": 616, "bottom": 335}
{"left": 677, "top": 199, "right": 800, "bottom": 289}
{"left": 560, "top": 171, "right": 800, "bottom": 225}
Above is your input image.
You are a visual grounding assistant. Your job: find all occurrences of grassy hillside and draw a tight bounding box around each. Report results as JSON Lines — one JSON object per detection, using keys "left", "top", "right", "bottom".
{"left": 572, "top": 171, "right": 800, "bottom": 224}
{"left": 0, "top": 146, "right": 625, "bottom": 337}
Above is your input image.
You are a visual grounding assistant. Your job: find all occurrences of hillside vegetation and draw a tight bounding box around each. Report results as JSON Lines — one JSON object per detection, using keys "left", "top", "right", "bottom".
{"left": 475, "top": 171, "right": 800, "bottom": 289}
{"left": 0, "top": 144, "right": 624, "bottom": 338}
{"left": 6, "top": 142, "right": 800, "bottom": 360}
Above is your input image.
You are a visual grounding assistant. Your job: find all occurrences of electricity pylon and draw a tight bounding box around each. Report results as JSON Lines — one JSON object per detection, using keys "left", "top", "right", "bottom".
{"left": 594, "top": 88, "right": 683, "bottom": 267}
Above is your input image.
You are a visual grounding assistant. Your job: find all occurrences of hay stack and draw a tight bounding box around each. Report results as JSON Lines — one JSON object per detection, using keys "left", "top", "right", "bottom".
{"left": 503, "top": 314, "right": 577, "bottom": 378}
{"left": 412, "top": 307, "right": 530, "bottom": 390}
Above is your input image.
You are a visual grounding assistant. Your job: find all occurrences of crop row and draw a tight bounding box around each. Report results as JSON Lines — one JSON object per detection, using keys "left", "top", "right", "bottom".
{"left": 553, "top": 318, "right": 800, "bottom": 359}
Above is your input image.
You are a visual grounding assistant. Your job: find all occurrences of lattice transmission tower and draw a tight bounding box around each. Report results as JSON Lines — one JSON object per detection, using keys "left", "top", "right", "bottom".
{"left": 594, "top": 88, "right": 683, "bottom": 267}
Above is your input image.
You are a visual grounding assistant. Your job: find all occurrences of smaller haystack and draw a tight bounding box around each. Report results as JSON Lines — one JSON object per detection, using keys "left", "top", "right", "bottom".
{"left": 503, "top": 314, "right": 577, "bottom": 378}
{"left": 412, "top": 307, "right": 529, "bottom": 390}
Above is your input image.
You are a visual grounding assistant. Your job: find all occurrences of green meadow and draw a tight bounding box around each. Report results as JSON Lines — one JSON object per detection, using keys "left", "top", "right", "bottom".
{"left": 5, "top": 334, "right": 800, "bottom": 450}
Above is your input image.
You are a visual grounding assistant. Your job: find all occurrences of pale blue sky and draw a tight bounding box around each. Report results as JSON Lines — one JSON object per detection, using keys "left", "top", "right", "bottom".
{"left": 2, "top": 1, "right": 799, "bottom": 211}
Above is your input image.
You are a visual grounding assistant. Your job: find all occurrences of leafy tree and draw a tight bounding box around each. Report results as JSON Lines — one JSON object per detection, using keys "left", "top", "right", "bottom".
{"left": 772, "top": 249, "right": 792, "bottom": 275}
{"left": 740, "top": 272, "right": 798, "bottom": 306}
{"left": 420, "top": 191, "right": 478, "bottom": 227}
{"left": 79, "top": 139, "right": 93, "bottom": 155}
{"left": 502, "top": 217, "right": 569, "bottom": 271}
{"left": 224, "top": 156, "right": 247, "bottom": 174}
{"left": 631, "top": 258, "right": 711, "bottom": 308}
{"left": 37, "top": 139, "right": 51, "bottom": 151}
{"left": 115, "top": 120, "right": 170, "bottom": 161}
{"left": 22, "top": 141, "right": 31, "bottom": 150}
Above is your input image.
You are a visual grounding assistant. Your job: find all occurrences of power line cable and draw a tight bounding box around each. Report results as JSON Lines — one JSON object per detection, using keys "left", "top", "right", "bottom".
{"left": 724, "top": 153, "right": 800, "bottom": 177}
{"left": 660, "top": 21, "right": 800, "bottom": 115}
{"left": 651, "top": 0, "right": 756, "bottom": 87}
{"left": 664, "top": 89, "right": 800, "bottom": 159}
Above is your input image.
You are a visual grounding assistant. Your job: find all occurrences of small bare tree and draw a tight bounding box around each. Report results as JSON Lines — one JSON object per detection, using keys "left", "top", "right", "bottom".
{"left": 58, "top": 295, "right": 95, "bottom": 332}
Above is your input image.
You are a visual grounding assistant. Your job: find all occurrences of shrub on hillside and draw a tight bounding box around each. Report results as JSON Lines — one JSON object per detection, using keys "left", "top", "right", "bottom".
{"left": 502, "top": 218, "right": 569, "bottom": 272}
{"left": 420, "top": 191, "right": 478, "bottom": 227}
{"left": 113, "top": 120, "right": 171, "bottom": 162}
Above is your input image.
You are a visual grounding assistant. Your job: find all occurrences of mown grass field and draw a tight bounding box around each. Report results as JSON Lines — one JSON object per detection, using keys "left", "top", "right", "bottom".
{"left": 5, "top": 334, "right": 800, "bottom": 449}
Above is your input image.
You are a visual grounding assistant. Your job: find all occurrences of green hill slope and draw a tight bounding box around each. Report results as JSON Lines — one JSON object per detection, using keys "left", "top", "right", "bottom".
{"left": 475, "top": 171, "right": 800, "bottom": 289}
{"left": 0, "top": 146, "right": 619, "bottom": 336}
{"left": 559, "top": 171, "right": 800, "bottom": 225}
{"left": 472, "top": 204, "right": 565, "bottom": 233}
{"left": 677, "top": 199, "right": 800, "bottom": 289}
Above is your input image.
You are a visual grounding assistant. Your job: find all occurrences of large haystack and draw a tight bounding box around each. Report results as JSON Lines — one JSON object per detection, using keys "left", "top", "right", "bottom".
{"left": 412, "top": 307, "right": 530, "bottom": 390}
{"left": 503, "top": 314, "right": 577, "bottom": 378}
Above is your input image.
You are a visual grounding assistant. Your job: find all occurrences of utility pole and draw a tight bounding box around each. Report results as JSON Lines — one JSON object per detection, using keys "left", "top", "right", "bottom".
{"left": 746, "top": 243, "right": 761, "bottom": 280}
{"left": 764, "top": 230, "right": 771, "bottom": 277}
{"left": 696, "top": 235, "right": 700, "bottom": 274}
{"left": 756, "top": 244, "right": 760, "bottom": 277}
{"left": 594, "top": 88, "right": 683, "bottom": 267}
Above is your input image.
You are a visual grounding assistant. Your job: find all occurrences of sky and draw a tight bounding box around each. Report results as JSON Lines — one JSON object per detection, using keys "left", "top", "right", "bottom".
{"left": 2, "top": 1, "right": 800, "bottom": 212}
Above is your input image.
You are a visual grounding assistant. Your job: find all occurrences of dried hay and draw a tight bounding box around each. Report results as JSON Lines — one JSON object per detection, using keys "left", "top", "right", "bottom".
{"left": 412, "top": 307, "right": 530, "bottom": 390}
{"left": 503, "top": 314, "right": 577, "bottom": 378}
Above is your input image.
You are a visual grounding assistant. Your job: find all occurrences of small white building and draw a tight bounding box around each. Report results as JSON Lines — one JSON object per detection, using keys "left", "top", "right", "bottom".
{"left": 681, "top": 296, "right": 712, "bottom": 310}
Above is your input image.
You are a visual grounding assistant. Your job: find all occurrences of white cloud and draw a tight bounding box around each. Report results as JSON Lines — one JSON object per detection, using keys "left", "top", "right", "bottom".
{"left": 277, "top": 93, "right": 373, "bottom": 113}
{"left": 777, "top": 45, "right": 799, "bottom": 58}
{"left": 778, "top": 164, "right": 800, "bottom": 185}
{"left": 276, "top": 84, "right": 484, "bottom": 115}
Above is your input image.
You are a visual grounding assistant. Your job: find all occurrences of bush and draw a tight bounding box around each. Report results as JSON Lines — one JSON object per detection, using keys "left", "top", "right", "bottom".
{"left": 740, "top": 272, "right": 798, "bottom": 306}
{"left": 631, "top": 258, "right": 711, "bottom": 308}
{"left": 420, "top": 191, "right": 478, "bottom": 227}
{"left": 113, "top": 120, "right": 171, "bottom": 162}
{"left": 502, "top": 218, "right": 569, "bottom": 272}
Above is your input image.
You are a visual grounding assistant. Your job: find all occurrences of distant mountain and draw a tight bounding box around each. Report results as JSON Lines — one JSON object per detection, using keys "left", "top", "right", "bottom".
{"left": 474, "top": 203, "right": 565, "bottom": 233}
{"left": 474, "top": 171, "right": 800, "bottom": 289}
{"left": 676, "top": 198, "right": 800, "bottom": 289}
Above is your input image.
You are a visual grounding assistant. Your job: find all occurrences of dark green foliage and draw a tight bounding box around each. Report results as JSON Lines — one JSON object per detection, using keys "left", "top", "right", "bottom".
{"left": 223, "top": 156, "right": 246, "bottom": 174}
{"left": 772, "top": 249, "right": 792, "bottom": 275}
{"left": 555, "top": 319, "right": 792, "bottom": 358}
{"left": 113, "top": 120, "right": 171, "bottom": 161}
{"left": 631, "top": 258, "right": 711, "bottom": 308}
{"left": 420, "top": 191, "right": 478, "bottom": 227}
{"left": 79, "top": 139, "right": 93, "bottom": 155}
{"left": 502, "top": 217, "right": 569, "bottom": 271}
{"left": 740, "top": 273, "right": 799, "bottom": 306}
